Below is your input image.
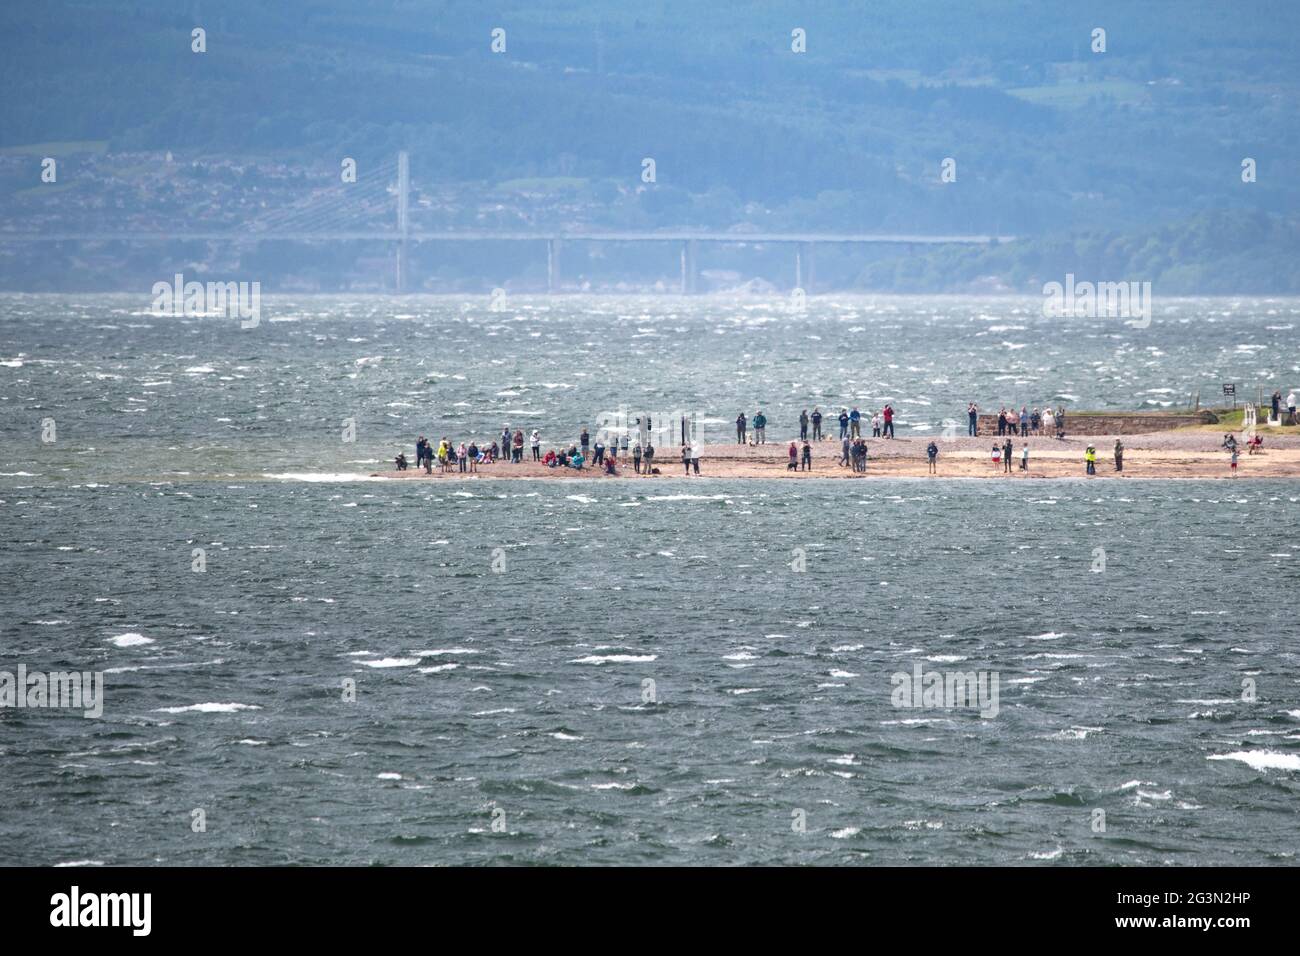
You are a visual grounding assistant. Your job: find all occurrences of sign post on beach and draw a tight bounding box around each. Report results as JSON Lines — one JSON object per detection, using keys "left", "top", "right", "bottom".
{"left": 1223, "top": 382, "right": 1236, "bottom": 409}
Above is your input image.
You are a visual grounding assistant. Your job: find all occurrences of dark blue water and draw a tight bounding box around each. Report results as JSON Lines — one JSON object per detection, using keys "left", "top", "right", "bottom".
{"left": 3, "top": 477, "right": 1298, "bottom": 865}
{"left": 2, "top": 294, "right": 1298, "bottom": 865}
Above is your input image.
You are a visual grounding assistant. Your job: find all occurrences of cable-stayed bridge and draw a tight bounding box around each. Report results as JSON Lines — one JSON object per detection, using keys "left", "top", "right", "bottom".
{"left": 1, "top": 152, "right": 1014, "bottom": 292}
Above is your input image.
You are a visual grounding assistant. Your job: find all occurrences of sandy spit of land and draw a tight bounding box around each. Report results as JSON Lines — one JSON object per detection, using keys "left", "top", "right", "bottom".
{"left": 371, "top": 432, "right": 1300, "bottom": 481}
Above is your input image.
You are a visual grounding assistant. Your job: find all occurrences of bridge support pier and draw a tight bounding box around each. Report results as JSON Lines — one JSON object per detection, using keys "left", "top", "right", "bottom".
{"left": 795, "top": 241, "right": 814, "bottom": 294}
{"left": 395, "top": 150, "right": 409, "bottom": 293}
{"left": 547, "top": 238, "right": 561, "bottom": 293}
{"left": 680, "top": 239, "right": 698, "bottom": 294}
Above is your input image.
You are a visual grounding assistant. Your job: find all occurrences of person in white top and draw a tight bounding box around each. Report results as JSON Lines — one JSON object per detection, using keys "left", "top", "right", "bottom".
{"left": 530, "top": 429, "right": 541, "bottom": 461}
{"left": 1287, "top": 391, "right": 1297, "bottom": 419}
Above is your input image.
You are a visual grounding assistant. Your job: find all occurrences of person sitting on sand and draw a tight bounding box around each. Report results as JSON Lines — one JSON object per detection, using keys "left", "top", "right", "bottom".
{"left": 787, "top": 441, "right": 798, "bottom": 470}
{"left": 926, "top": 441, "right": 938, "bottom": 474}
{"left": 604, "top": 453, "right": 617, "bottom": 475}
{"left": 1248, "top": 434, "right": 1264, "bottom": 455}
{"left": 543, "top": 449, "right": 557, "bottom": 467}
{"left": 395, "top": 452, "right": 408, "bottom": 471}
{"left": 572, "top": 451, "right": 585, "bottom": 470}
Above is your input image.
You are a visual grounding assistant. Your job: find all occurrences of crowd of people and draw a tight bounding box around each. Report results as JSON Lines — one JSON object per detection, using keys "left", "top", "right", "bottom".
{"left": 966, "top": 402, "right": 1068, "bottom": 439}
{"left": 396, "top": 423, "right": 705, "bottom": 477}
{"left": 736, "top": 405, "right": 898, "bottom": 445}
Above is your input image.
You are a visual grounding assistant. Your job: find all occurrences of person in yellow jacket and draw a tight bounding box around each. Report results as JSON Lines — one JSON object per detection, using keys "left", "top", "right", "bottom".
{"left": 437, "top": 438, "right": 450, "bottom": 473}
{"left": 1084, "top": 444, "right": 1097, "bottom": 476}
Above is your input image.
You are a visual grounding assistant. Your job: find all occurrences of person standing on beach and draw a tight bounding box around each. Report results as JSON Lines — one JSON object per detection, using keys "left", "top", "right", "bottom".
{"left": 690, "top": 442, "right": 700, "bottom": 475}
{"left": 754, "top": 410, "right": 767, "bottom": 444}
{"left": 871, "top": 410, "right": 881, "bottom": 438}
{"left": 838, "top": 408, "right": 850, "bottom": 440}
{"left": 1288, "top": 391, "right": 1297, "bottom": 423}
{"left": 991, "top": 443, "right": 1000, "bottom": 470}
{"left": 799, "top": 409, "right": 809, "bottom": 441}
{"left": 800, "top": 440, "right": 812, "bottom": 471}
{"left": 530, "top": 429, "right": 541, "bottom": 461}
{"left": 787, "top": 441, "right": 798, "bottom": 470}
{"left": 839, "top": 435, "right": 851, "bottom": 467}
{"left": 997, "top": 408, "right": 1006, "bottom": 436}
{"left": 643, "top": 441, "right": 655, "bottom": 474}
{"left": 593, "top": 438, "right": 605, "bottom": 465}
{"left": 811, "top": 407, "right": 823, "bottom": 440}
{"left": 1085, "top": 444, "right": 1097, "bottom": 475}
{"left": 736, "top": 412, "right": 747, "bottom": 444}
{"left": 580, "top": 428, "right": 590, "bottom": 458}
{"left": 968, "top": 402, "right": 979, "bottom": 437}
{"left": 1020, "top": 443, "right": 1029, "bottom": 471}
{"left": 681, "top": 443, "right": 691, "bottom": 475}
{"left": 883, "top": 404, "right": 895, "bottom": 439}
{"left": 1020, "top": 406, "right": 1029, "bottom": 437}
{"left": 468, "top": 442, "right": 479, "bottom": 473}
{"left": 514, "top": 430, "right": 525, "bottom": 463}
{"left": 501, "top": 425, "right": 512, "bottom": 461}
{"left": 1114, "top": 439, "right": 1124, "bottom": 473}
{"left": 1230, "top": 446, "right": 1239, "bottom": 476}
{"left": 849, "top": 407, "right": 861, "bottom": 438}
{"left": 1272, "top": 390, "right": 1282, "bottom": 421}
{"left": 1002, "top": 437, "right": 1013, "bottom": 473}
{"left": 926, "top": 440, "right": 938, "bottom": 474}
{"left": 632, "top": 441, "right": 643, "bottom": 474}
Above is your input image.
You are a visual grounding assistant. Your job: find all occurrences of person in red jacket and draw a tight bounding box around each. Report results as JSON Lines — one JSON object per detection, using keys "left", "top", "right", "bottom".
{"left": 882, "top": 404, "right": 895, "bottom": 439}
